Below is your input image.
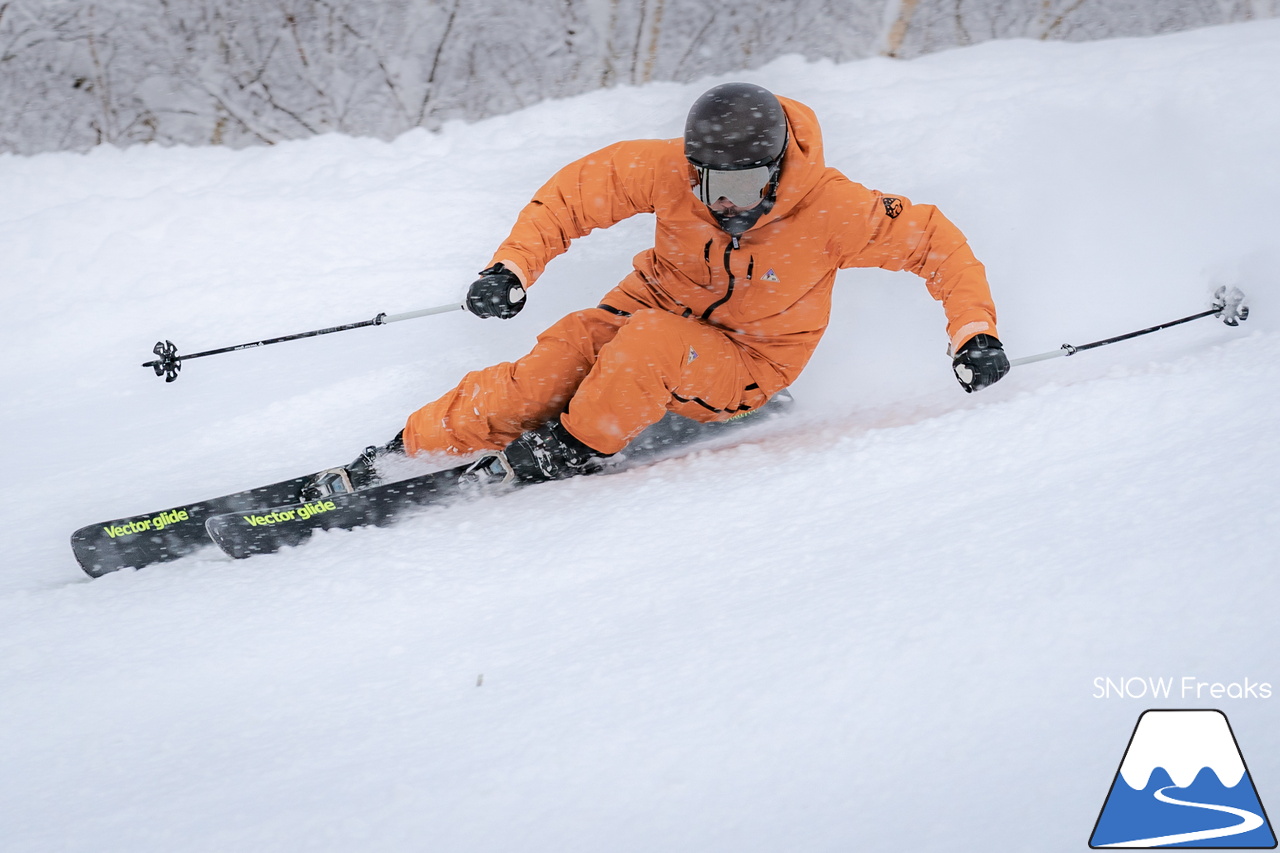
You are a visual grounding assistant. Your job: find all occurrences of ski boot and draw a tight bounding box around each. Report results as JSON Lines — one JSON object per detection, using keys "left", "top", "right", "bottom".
{"left": 301, "top": 431, "right": 406, "bottom": 501}
{"left": 471, "top": 412, "right": 609, "bottom": 481}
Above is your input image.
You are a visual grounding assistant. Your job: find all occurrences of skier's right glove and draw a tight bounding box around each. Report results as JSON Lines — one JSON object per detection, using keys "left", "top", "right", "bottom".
{"left": 465, "top": 264, "right": 526, "bottom": 319}
{"left": 952, "top": 333, "right": 1010, "bottom": 393}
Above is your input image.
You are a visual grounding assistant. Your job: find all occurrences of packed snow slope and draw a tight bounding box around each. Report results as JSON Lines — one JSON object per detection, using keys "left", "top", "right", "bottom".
{"left": 2, "top": 19, "right": 1279, "bottom": 853}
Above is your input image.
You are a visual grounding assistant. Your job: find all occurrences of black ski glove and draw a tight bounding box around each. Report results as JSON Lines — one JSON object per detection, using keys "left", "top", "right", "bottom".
{"left": 952, "top": 334, "right": 1010, "bottom": 393}
{"left": 465, "top": 264, "right": 526, "bottom": 319}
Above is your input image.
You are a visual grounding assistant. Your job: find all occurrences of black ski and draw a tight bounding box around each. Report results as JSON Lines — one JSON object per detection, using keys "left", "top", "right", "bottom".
{"left": 70, "top": 474, "right": 319, "bottom": 577}
{"left": 207, "top": 393, "right": 793, "bottom": 560}
{"left": 206, "top": 458, "right": 504, "bottom": 559}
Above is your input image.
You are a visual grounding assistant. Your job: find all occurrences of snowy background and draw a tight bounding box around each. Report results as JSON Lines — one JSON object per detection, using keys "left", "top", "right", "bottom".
{"left": 2, "top": 18, "right": 1279, "bottom": 852}
{"left": 4, "top": 0, "right": 1276, "bottom": 156}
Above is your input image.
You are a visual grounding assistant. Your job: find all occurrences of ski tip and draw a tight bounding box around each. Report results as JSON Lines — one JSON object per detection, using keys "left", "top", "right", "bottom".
{"left": 203, "top": 515, "right": 256, "bottom": 560}
{"left": 69, "top": 529, "right": 135, "bottom": 578}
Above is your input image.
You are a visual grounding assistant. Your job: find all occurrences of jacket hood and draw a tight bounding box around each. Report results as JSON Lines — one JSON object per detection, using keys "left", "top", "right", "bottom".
{"left": 760, "top": 96, "right": 828, "bottom": 227}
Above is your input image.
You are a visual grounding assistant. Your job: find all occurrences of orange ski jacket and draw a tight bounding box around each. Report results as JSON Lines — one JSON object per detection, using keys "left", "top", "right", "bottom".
{"left": 488, "top": 96, "right": 998, "bottom": 399}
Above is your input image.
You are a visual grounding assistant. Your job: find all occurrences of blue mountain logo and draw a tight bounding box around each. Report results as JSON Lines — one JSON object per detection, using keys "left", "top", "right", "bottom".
{"left": 1091, "top": 710, "right": 1276, "bottom": 848}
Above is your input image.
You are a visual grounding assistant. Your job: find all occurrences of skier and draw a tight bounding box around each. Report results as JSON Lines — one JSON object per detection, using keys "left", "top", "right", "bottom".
{"left": 390, "top": 82, "right": 1009, "bottom": 483}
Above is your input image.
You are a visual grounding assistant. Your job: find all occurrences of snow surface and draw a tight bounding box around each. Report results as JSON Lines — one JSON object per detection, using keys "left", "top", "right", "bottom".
{"left": 3, "top": 19, "right": 1280, "bottom": 853}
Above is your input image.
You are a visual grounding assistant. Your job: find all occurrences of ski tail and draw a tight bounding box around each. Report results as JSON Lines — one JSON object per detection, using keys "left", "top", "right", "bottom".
{"left": 70, "top": 475, "right": 315, "bottom": 577}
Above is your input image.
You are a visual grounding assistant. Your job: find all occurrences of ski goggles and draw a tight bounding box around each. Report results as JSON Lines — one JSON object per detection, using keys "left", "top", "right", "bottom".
{"left": 694, "top": 162, "right": 776, "bottom": 209}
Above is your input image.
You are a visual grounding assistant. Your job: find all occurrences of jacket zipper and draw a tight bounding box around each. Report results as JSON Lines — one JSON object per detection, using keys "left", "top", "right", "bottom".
{"left": 701, "top": 234, "right": 741, "bottom": 321}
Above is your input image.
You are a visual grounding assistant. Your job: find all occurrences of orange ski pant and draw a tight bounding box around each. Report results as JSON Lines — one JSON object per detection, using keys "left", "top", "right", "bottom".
{"left": 403, "top": 305, "right": 768, "bottom": 457}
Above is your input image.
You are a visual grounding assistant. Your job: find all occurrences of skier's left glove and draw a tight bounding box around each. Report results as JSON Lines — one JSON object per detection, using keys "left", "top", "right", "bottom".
{"left": 465, "top": 264, "right": 526, "bottom": 319}
{"left": 952, "top": 334, "right": 1010, "bottom": 393}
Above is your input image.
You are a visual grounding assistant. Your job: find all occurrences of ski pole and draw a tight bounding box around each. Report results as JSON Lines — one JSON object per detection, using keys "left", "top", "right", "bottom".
{"left": 1009, "top": 286, "right": 1249, "bottom": 368}
{"left": 143, "top": 301, "right": 463, "bottom": 382}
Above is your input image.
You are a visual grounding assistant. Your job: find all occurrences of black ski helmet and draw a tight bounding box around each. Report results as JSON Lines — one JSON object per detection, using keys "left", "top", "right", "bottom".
{"left": 684, "top": 82, "right": 788, "bottom": 234}
{"left": 684, "top": 82, "right": 787, "bottom": 170}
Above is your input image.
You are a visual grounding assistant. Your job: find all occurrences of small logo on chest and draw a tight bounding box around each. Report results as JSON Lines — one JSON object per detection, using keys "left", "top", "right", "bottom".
{"left": 761, "top": 268, "right": 780, "bottom": 283}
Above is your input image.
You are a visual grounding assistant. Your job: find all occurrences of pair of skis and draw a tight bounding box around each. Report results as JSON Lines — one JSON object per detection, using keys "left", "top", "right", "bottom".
{"left": 70, "top": 459, "right": 507, "bottom": 578}
{"left": 69, "top": 397, "right": 791, "bottom": 578}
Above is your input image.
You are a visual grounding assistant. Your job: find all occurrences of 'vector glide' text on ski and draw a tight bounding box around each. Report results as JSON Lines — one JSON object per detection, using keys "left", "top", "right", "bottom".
{"left": 242, "top": 500, "right": 337, "bottom": 526}
{"left": 103, "top": 508, "right": 191, "bottom": 538}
